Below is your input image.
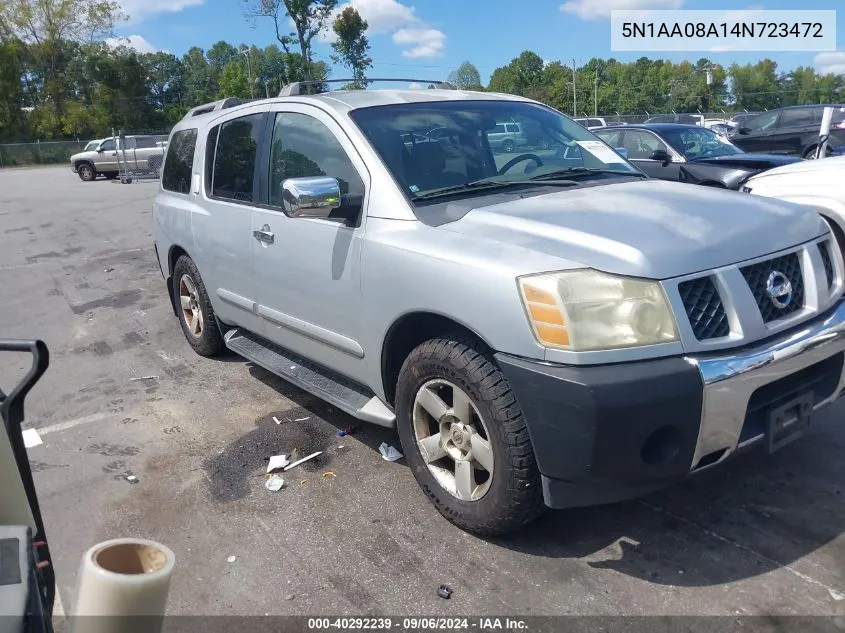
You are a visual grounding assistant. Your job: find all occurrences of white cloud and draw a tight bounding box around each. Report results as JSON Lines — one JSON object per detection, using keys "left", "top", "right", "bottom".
{"left": 320, "top": 0, "right": 417, "bottom": 42}
{"left": 104, "top": 34, "right": 160, "bottom": 54}
{"left": 119, "top": 0, "right": 203, "bottom": 23}
{"left": 392, "top": 27, "right": 445, "bottom": 58}
{"left": 815, "top": 52, "right": 845, "bottom": 76}
{"left": 560, "top": 0, "right": 684, "bottom": 20}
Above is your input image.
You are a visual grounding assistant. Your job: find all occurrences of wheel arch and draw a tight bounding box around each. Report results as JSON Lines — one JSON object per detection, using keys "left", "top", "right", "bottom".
{"left": 380, "top": 311, "right": 494, "bottom": 407}
{"left": 165, "top": 244, "right": 192, "bottom": 317}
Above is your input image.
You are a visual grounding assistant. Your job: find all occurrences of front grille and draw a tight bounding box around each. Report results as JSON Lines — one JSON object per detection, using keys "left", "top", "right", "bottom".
{"left": 819, "top": 241, "right": 834, "bottom": 290}
{"left": 678, "top": 276, "right": 730, "bottom": 340}
{"left": 740, "top": 253, "right": 804, "bottom": 323}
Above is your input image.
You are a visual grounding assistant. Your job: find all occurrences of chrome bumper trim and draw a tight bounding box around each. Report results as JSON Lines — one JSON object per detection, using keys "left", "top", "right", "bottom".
{"left": 688, "top": 298, "right": 845, "bottom": 468}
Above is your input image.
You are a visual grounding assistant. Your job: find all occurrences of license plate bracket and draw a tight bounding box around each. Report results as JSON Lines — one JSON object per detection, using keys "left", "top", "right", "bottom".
{"left": 766, "top": 393, "right": 814, "bottom": 454}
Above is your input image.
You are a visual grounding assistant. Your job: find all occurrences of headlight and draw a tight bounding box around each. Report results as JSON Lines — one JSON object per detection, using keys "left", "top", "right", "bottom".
{"left": 517, "top": 269, "right": 679, "bottom": 351}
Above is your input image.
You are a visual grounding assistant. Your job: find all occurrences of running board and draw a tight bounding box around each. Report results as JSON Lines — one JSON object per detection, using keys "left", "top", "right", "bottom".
{"left": 224, "top": 329, "right": 395, "bottom": 427}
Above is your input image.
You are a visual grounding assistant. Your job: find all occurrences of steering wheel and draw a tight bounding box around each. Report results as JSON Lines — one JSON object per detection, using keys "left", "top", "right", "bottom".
{"left": 498, "top": 153, "right": 543, "bottom": 175}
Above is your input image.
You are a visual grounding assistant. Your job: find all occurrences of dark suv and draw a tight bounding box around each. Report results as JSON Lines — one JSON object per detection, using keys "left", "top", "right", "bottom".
{"left": 730, "top": 104, "right": 845, "bottom": 158}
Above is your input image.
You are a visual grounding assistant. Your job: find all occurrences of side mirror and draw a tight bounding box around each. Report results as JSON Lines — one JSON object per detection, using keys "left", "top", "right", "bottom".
{"left": 614, "top": 147, "right": 628, "bottom": 159}
{"left": 96, "top": 148, "right": 104, "bottom": 153}
{"left": 281, "top": 176, "right": 341, "bottom": 219}
{"left": 649, "top": 149, "right": 672, "bottom": 165}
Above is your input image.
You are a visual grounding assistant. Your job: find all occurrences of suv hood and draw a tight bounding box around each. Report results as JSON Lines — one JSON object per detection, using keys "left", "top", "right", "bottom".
{"left": 443, "top": 179, "right": 827, "bottom": 279}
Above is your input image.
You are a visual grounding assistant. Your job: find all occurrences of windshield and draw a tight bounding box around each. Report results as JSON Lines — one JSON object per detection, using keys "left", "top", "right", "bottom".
{"left": 84, "top": 141, "right": 100, "bottom": 151}
{"left": 661, "top": 127, "right": 743, "bottom": 159}
{"left": 349, "top": 101, "right": 638, "bottom": 202}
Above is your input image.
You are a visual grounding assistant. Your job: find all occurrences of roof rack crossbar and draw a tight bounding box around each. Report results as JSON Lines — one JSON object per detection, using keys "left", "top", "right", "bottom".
{"left": 278, "top": 78, "right": 456, "bottom": 97}
{"left": 181, "top": 97, "right": 244, "bottom": 120}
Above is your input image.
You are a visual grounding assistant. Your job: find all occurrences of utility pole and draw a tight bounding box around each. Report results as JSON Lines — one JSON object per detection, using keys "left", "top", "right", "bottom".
{"left": 572, "top": 58, "right": 577, "bottom": 117}
{"left": 594, "top": 71, "right": 599, "bottom": 117}
{"left": 264, "top": 80, "right": 270, "bottom": 98}
{"left": 241, "top": 48, "right": 254, "bottom": 99}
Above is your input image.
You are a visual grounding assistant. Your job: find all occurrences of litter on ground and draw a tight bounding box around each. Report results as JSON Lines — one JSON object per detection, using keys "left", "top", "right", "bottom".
{"left": 265, "top": 474, "right": 285, "bottom": 491}
{"left": 294, "top": 417, "right": 310, "bottom": 422}
{"left": 272, "top": 416, "right": 283, "bottom": 425}
{"left": 437, "top": 585, "right": 453, "bottom": 599}
{"left": 322, "top": 471, "right": 336, "bottom": 479}
{"left": 284, "top": 451, "right": 322, "bottom": 471}
{"left": 129, "top": 375, "right": 158, "bottom": 382}
{"left": 227, "top": 555, "right": 237, "bottom": 563}
{"left": 266, "top": 454, "right": 291, "bottom": 473}
{"left": 22, "top": 428, "right": 43, "bottom": 448}
{"left": 379, "top": 443, "right": 403, "bottom": 462}
{"left": 125, "top": 475, "right": 139, "bottom": 484}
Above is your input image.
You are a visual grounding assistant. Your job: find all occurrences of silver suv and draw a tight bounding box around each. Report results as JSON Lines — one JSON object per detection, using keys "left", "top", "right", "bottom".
{"left": 486, "top": 120, "right": 528, "bottom": 153}
{"left": 154, "top": 87, "right": 845, "bottom": 535}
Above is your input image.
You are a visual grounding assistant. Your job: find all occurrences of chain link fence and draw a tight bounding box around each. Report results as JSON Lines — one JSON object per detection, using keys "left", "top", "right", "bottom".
{"left": 114, "top": 130, "right": 169, "bottom": 183}
{"left": 0, "top": 139, "right": 92, "bottom": 168}
{"left": 595, "top": 111, "right": 758, "bottom": 125}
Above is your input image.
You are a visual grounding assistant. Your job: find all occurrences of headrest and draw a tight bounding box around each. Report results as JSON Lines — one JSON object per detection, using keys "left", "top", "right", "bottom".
{"left": 406, "top": 141, "right": 445, "bottom": 174}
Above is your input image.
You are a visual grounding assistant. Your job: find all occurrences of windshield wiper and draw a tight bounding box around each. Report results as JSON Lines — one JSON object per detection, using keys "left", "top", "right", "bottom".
{"left": 411, "top": 177, "right": 579, "bottom": 201}
{"left": 530, "top": 167, "right": 647, "bottom": 181}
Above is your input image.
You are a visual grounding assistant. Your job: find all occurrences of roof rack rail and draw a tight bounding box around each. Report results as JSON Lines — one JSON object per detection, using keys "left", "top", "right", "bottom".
{"left": 182, "top": 97, "right": 244, "bottom": 120}
{"left": 278, "top": 78, "right": 456, "bottom": 97}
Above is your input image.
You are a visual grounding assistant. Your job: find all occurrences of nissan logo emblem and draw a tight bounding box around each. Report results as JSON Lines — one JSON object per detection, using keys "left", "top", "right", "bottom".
{"left": 766, "top": 271, "right": 793, "bottom": 309}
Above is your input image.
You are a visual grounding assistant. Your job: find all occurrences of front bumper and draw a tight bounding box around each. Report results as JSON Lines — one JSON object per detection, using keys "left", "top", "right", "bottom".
{"left": 497, "top": 298, "right": 845, "bottom": 509}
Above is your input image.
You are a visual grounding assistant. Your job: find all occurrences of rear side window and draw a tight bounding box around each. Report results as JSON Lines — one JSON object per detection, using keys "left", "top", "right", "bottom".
{"left": 162, "top": 129, "right": 197, "bottom": 194}
{"left": 778, "top": 108, "right": 815, "bottom": 128}
{"left": 212, "top": 114, "right": 263, "bottom": 202}
{"left": 505, "top": 124, "right": 518, "bottom": 132}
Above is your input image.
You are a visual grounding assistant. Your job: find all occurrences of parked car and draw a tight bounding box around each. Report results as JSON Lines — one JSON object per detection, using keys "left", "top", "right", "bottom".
{"left": 644, "top": 113, "right": 704, "bottom": 126}
{"left": 155, "top": 88, "right": 845, "bottom": 535}
{"left": 594, "top": 124, "right": 798, "bottom": 189}
{"left": 729, "top": 105, "right": 845, "bottom": 159}
{"left": 574, "top": 117, "right": 607, "bottom": 130}
{"left": 728, "top": 112, "right": 761, "bottom": 128}
{"left": 70, "top": 134, "right": 168, "bottom": 181}
{"left": 487, "top": 120, "right": 529, "bottom": 153}
{"left": 742, "top": 155, "right": 845, "bottom": 261}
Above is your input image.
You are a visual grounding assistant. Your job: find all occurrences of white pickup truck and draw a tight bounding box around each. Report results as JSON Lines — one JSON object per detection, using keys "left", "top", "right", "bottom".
{"left": 70, "top": 135, "right": 168, "bottom": 182}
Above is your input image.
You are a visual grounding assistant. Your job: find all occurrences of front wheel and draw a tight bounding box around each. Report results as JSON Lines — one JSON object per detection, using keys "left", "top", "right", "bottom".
{"left": 395, "top": 337, "right": 544, "bottom": 535}
{"left": 77, "top": 163, "right": 95, "bottom": 181}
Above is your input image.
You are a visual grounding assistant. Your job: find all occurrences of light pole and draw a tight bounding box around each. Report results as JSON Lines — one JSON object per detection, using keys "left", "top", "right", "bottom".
{"left": 594, "top": 71, "right": 599, "bottom": 117}
{"left": 572, "top": 58, "right": 577, "bottom": 117}
{"left": 241, "top": 48, "right": 254, "bottom": 99}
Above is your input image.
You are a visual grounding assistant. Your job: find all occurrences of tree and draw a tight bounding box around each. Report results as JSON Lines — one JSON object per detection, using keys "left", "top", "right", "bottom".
{"left": 729, "top": 59, "right": 779, "bottom": 110}
{"left": 244, "top": 0, "right": 336, "bottom": 82}
{"left": 218, "top": 61, "right": 250, "bottom": 98}
{"left": 487, "top": 51, "right": 544, "bottom": 99}
{"left": 447, "top": 62, "right": 482, "bottom": 91}
{"left": 330, "top": 6, "right": 371, "bottom": 89}
{"left": 0, "top": 0, "right": 124, "bottom": 132}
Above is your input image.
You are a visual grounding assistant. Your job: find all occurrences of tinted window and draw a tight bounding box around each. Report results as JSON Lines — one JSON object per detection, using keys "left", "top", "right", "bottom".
{"left": 588, "top": 119, "right": 602, "bottom": 127}
{"left": 269, "top": 112, "right": 363, "bottom": 207}
{"left": 505, "top": 124, "right": 519, "bottom": 132}
{"left": 661, "top": 127, "right": 742, "bottom": 159}
{"left": 204, "top": 126, "right": 219, "bottom": 196}
{"left": 745, "top": 111, "right": 778, "bottom": 132}
{"left": 594, "top": 129, "right": 622, "bottom": 147}
{"left": 623, "top": 130, "right": 669, "bottom": 159}
{"left": 778, "top": 108, "right": 815, "bottom": 128}
{"left": 99, "top": 139, "right": 115, "bottom": 151}
{"left": 492, "top": 124, "right": 506, "bottom": 133}
{"left": 162, "top": 129, "right": 197, "bottom": 194}
{"left": 212, "top": 114, "right": 263, "bottom": 202}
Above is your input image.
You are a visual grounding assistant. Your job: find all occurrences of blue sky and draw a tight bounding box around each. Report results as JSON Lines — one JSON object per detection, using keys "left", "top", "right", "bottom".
{"left": 110, "top": 0, "right": 845, "bottom": 82}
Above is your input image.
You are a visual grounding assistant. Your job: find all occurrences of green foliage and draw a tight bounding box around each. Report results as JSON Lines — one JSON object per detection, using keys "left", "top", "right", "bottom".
{"left": 330, "top": 6, "right": 371, "bottom": 88}
{"left": 218, "top": 61, "right": 250, "bottom": 98}
{"left": 447, "top": 62, "right": 482, "bottom": 91}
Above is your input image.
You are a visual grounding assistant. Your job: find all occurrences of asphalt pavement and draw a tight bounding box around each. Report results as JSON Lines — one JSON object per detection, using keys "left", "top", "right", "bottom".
{"left": 1, "top": 166, "right": 844, "bottom": 618}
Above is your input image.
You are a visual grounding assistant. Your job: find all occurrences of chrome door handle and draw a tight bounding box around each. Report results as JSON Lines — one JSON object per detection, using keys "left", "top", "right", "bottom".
{"left": 253, "top": 225, "right": 274, "bottom": 244}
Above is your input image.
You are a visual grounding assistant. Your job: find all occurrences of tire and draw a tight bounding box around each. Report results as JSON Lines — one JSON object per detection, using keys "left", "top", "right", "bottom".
{"left": 77, "top": 163, "right": 95, "bottom": 182}
{"left": 171, "top": 255, "right": 225, "bottom": 357}
{"left": 395, "top": 337, "right": 544, "bottom": 535}
{"left": 803, "top": 145, "right": 831, "bottom": 160}
{"left": 503, "top": 139, "right": 515, "bottom": 153}
{"left": 104, "top": 172, "right": 119, "bottom": 180}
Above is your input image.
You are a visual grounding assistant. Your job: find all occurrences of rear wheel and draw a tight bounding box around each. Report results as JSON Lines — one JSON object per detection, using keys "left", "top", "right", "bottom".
{"left": 172, "top": 256, "right": 224, "bottom": 357}
{"left": 803, "top": 145, "right": 832, "bottom": 160}
{"left": 77, "top": 163, "right": 95, "bottom": 182}
{"left": 395, "top": 337, "right": 544, "bottom": 535}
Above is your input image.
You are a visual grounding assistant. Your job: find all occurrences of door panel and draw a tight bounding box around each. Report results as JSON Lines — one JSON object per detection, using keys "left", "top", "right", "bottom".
{"left": 191, "top": 107, "right": 269, "bottom": 333}
{"left": 252, "top": 106, "right": 369, "bottom": 381}
{"left": 623, "top": 130, "right": 682, "bottom": 181}
{"left": 97, "top": 138, "right": 118, "bottom": 171}
{"left": 733, "top": 111, "right": 779, "bottom": 153}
